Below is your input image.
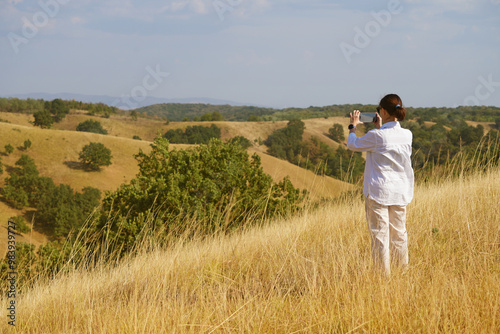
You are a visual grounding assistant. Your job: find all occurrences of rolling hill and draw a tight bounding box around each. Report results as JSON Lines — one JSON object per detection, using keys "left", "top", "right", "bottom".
{"left": 0, "top": 110, "right": 354, "bottom": 256}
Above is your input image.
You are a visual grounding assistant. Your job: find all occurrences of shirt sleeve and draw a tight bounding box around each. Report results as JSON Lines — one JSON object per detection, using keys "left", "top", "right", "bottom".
{"left": 347, "top": 130, "right": 377, "bottom": 152}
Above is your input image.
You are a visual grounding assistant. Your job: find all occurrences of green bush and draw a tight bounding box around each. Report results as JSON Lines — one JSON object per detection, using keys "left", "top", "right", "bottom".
{"left": 228, "top": 136, "right": 252, "bottom": 149}
{"left": 76, "top": 120, "right": 108, "bottom": 134}
{"left": 96, "top": 137, "right": 306, "bottom": 253}
{"left": 8, "top": 216, "right": 31, "bottom": 234}
{"left": 5, "top": 143, "right": 14, "bottom": 155}
{"left": 163, "top": 124, "right": 221, "bottom": 144}
{"left": 23, "top": 139, "right": 32, "bottom": 150}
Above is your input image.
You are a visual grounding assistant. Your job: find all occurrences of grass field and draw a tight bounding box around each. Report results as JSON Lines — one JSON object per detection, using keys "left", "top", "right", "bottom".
{"left": 1, "top": 164, "right": 498, "bottom": 333}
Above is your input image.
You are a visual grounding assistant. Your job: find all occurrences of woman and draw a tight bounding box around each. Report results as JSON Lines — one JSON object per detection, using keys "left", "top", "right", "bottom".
{"left": 347, "top": 94, "right": 414, "bottom": 276}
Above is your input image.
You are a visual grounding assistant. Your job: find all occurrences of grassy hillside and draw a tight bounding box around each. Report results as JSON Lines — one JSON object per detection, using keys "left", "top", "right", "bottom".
{"left": 2, "top": 165, "right": 499, "bottom": 332}
{"left": 0, "top": 112, "right": 352, "bottom": 256}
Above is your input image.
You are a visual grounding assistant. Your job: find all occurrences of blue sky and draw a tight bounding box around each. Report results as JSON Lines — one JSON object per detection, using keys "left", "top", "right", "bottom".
{"left": 1, "top": 0, "right": 499, "bottom": 108}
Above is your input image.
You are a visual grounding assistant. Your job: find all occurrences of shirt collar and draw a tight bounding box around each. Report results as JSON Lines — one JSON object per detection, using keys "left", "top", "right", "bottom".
{"left": 380, "top": 121, "right": 400, "bottom": 129}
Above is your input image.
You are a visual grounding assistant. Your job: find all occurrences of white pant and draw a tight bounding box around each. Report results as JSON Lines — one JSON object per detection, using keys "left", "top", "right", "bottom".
{"left": 364, "top": 196, "right": 408, "bottom": 276}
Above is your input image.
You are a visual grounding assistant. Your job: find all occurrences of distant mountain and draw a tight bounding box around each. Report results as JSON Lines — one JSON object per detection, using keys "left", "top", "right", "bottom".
{"left": 2, "top": 92, "right": 253, "bottom": 110}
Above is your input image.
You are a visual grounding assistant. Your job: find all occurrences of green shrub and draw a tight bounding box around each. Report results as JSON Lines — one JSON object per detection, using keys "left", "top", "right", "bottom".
{"left": 23, "top": 139, "right": 32, "bottom": 150}
{"left": 5, "top": 143, "right": 14, "bottom": 154}
{"left": 8, "top": 216, "right": 31, "bottom": 233}
{"left": 76, "top": 120, "right": 108, "bottom": 134}
{"left": 96, "top": 137, "right": 306, "bottom": 253}
{"left": 228, "top": 136, "right": 252, "bottom": 149}
{"left": 163, "top": 124, "right": 221, "bottom": 144}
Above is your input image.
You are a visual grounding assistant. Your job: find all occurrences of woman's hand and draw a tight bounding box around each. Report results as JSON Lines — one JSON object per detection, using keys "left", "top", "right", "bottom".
{"left": 374, "top": 112, "right": 382, "bottom": 129}
{"left": 350, "top": 110, "right": 362, "bottom": 127}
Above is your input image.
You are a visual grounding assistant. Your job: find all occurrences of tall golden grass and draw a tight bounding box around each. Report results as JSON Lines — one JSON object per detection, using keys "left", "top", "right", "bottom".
{"left": 1, "top": 153, "right": 499, "bottom": 333}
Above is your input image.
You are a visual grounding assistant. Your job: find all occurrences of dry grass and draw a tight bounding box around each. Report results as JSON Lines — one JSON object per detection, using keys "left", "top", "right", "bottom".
{"left": 2, "top": 166, "right": 499, "bottom": 333}
{"left": 250, "top": 149, "right": 354, "bottom": 200}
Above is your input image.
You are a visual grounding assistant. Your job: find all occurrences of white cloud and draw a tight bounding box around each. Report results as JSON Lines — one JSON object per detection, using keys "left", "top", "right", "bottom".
{"left": 70, "top": 17, "right": 85, "bottom": 24}
{"left": 190, "top": 0, "right": 208, "bottom": 14}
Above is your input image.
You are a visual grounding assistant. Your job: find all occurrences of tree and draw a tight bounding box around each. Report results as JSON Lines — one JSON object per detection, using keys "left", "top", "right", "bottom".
{"left": 47, "top": 99, "right": 69, "bottom": 122}
{"left": 248, "top": 115, "right": 260, "bottom": 122}
{"left": 36, "top": 184, "right": 101, "bottom": 237}
{"left": 4, "top": 144, "right": 14, "bottom": 155}
{"left": 228, "top": 136, "right": 252, "bottom": 149}
{"left": 163, "top": 124, "right": 221, "bottom": 144}
{"left": 265, "top": 119, "right": 305, "bottom": 162}
{"left": 130, "top": 110, "right": 138, "bottom": 121}
{"left": 33, "top": 110, "right": 54, "bottom": 128}
{"left": 328, "top": 123, "right": 345, "bottom": 142}
{"left": 8, "top": 216, "right": 31, "bottom": 234}
{"left": 23, "top": 139, "right": 32, "bottom": 150}
{"left": 2, "top": 155, "right": 43, "bottom": 209}
{"left": 211, "top": 111, "right": 223, "bottom": 121}
{"left": 76, "top": 120, "right": 108, "bottom": 134}
{"left": 78, "top": 142, "right": 112, "bottom": 171}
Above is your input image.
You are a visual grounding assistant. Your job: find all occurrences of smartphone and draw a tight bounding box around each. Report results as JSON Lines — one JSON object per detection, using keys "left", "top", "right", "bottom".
{"left": 359, "top": 112, "right": 377, "bottom": 123}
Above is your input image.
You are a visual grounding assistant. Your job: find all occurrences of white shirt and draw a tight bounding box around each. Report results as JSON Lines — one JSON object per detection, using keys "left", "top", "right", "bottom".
{"left": 347, "top": 121, "right": 414, "bottom": 206}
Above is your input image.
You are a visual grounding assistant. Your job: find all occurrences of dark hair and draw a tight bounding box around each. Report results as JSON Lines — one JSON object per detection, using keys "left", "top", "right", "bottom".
{"left": 379, "top": 94, "right": 406, "bottom": 121}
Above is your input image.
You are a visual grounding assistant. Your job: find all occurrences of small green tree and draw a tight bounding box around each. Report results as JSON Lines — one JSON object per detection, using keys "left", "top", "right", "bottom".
{"left": 8, "top": 216, "right": 31, "bottom": 234}
{"left": 327, "top": 123, "right": 345, "bottom": 143}
{"left": 2, "top": 154, "right": 43, "bottom": 209}
{"left": 248, "top": 115, "right": 260, "bottom": 122}
{"left": 4, "top": 144, "right": 14, "bottom": 155}
{"left": 33, "top": 110, "right": 54, "bottom": 128}
{"left": 130, "top": 110, "right": 138, "bottom": 121}
{"left": 78, "top": 142, "right": 112, "bottom": 171}
{"left": 228, "top": 136, "right": 252, "bottom": 149}
{"left": 47, "top": 99, "right": 70, "bottom": 122}
{"left": 23, "top": 139, "right": 32, "bottom": 150}
{"left": 76, "top": 120, "right": 108, "bottom": 134}
{"left": 211, "top": 112, "right": 223, "bottom": 121}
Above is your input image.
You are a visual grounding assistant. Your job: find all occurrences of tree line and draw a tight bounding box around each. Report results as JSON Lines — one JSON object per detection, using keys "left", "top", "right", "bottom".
{"left": 0, "top": 97, "right": 117, "bottom": 120}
